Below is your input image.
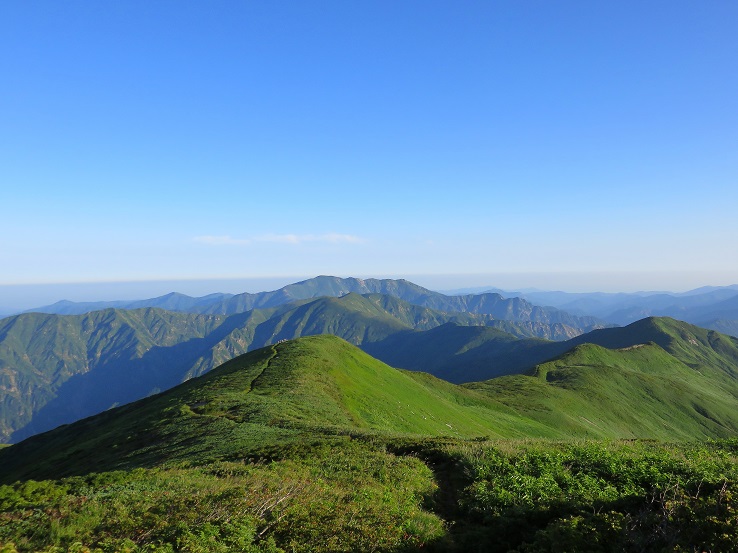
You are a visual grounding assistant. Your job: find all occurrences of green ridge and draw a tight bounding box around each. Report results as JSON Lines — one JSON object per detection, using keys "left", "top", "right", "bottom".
{"left": 5, "top": 326, "right": 738, "bottom": 484}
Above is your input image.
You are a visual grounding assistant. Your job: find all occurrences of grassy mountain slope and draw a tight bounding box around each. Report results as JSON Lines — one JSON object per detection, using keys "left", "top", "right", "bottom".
{"left": 363, "top": 323, "right": 549, "bottom": 382}
{"left": 4, "top": 335, "right": 738, "bottom": 551}
{"left": 377, "top": 316, "right": 738, "bottom": 384}
{"left": 5, "top": 331, "right": 738, "bottom": 484}
{"left": 469, "top": 341, "right": 738, "bottom": 439}
{"left": 249, "top": 293, "right": 411, "bottom": 346}
{"left": 0, "top": 293, "right": 590, "bottom": 443}
{"left": 6, "top": 286, "right": 736, "bottom": 448}
{"left": 0, "top": 336, "right": 556, "bottom": 482}
{"left": 565, "top": 317, "right": 738, "bottom": 381}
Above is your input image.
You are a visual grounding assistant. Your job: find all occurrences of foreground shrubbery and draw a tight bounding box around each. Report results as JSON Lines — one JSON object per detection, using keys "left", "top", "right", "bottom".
{"left": 426, "top": 438, "right": 738, "bottom": 552}
{"left": 2, "top": 438, "right": 738, "bottom": 552}
{"left": 0, "top": 440, "right": 443, "bottom": 553}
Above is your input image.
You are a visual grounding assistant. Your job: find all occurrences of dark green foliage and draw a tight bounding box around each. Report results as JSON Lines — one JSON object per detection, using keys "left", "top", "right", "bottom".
{"left": 0, "top": 441, "right": 444, "bottom": 553}
{"left": 469, "top": 339, "right": 738, "bottom": 440}
{"left": 0, "top": 308, "right": 235, "bottom": 442}
{"left": 2, "top": 439, "right": 738, "bottom": 552}
{"left": 0, "top": 337, "right": 548, "bottom": 483}
{"left": 422, "top": 439, "right": 738, "bottom": 552}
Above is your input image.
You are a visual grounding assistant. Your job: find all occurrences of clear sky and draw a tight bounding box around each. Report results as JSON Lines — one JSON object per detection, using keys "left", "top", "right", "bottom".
{"left": 2, "top": 1, "right": 737, "bottom": 304}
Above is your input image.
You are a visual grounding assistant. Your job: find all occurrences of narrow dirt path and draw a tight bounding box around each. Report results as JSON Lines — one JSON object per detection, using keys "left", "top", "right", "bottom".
{"left": 248, "top": 344, "right": 279, "bottom": 393}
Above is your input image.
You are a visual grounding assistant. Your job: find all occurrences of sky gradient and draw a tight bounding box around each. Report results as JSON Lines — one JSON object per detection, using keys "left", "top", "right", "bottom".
{"left": 2, "top": 1, "right": 737, "bottom": 303}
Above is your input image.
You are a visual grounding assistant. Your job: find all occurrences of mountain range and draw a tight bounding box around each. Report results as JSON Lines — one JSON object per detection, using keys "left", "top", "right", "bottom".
{"left": 493, "top": 284, "right": 738, "bottom": 332}
{"left": 25, "top": 275, "right": 738, "bottom": 337}
{"left": 1, "top": 275, "right": 737, "bottom": 448}
{"left": 0, "top": 290, "right": 598, "bottom": 444}
{"left": 26, "top": 275, "right": 605, "bottom": 327}
{"left": 4, "top": 317, "right": 738, "bottom": 483}
{"left": 4, "top": 277, "right": 738, "bottom": 551}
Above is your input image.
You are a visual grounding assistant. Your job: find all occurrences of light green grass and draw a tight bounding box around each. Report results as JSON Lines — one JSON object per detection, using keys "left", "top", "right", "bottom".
{"left": 4, "top": 331, "right": 738, "bottom": 483}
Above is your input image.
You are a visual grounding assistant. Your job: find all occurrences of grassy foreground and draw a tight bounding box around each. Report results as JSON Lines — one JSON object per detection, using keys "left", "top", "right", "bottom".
{"left": 2, "top": 437, "right": 738, "bottom": 552}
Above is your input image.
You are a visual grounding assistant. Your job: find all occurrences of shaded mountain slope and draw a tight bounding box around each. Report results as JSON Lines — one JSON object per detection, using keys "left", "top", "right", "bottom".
{"left": 565, "top": 317, "right": 738, "bottom": 382}
{"left": 7, "top": 286, "right": 735, "bottom": 449}
{"left": 256, "top": 293, "right": 584, "bottom": 344}
{"left": 0, "top": 308, "right": 270, "bottom": 443}
{"left": 363, "top": 323, "right": 550, "bottom": 383}
{"left": 376, "top": 316, "right": 738, "bottom": 384}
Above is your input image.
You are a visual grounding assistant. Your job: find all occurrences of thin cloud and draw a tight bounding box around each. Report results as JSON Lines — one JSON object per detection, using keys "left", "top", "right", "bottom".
{"left": 194, "top": 233, "right": 365, "bottom": 246}
{"left": 194, "top": 236, "right": 252, "bottom": 245}
{"left": 259, "top": 233, "right": 365, "bottom": 244}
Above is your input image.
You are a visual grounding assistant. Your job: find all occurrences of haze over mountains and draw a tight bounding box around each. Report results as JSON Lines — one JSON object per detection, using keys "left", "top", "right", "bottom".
{"left": 25, "top": 275, "right": 738, "bottom": 336}
{"left": 23, "top": 275, "right": 599, "bottom": 322}
{"left": 492, "top": 284, "right": 738, "bottom": 333}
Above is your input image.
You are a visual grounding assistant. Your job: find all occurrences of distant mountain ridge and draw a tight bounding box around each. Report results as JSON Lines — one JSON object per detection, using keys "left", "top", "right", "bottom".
{"left": 2, "top": 294, "right": 735, "bottom": 446}
{"left": 24, "top": 278, "right": 738, "bottom": 338}
{"left": 25, "top": 276, "right": 606, "bottom": 329}
{"left": 496, "top": 285, "right": 738, "bottom": 334}
{"left": 24, "top": 276, "right": 435, "bottom": 315}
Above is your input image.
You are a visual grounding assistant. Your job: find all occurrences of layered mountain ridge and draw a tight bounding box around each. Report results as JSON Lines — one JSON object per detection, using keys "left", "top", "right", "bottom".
{"left": 25, "top": 275, "right": 605, "bottom": 329}
{"left": 3, "top": 275, "right": 738, "bottom": 451}
{"left": 1, "top": 279, "right": 604, "bottom": 443}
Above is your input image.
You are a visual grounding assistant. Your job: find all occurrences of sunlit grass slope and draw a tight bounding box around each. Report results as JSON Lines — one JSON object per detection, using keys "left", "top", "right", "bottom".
{"left": 0, "top": 336, "right": 555, "bottom": 482}
{"left": 4, "top": 322, "right": 738, "bottom": 484}
{"left": 469, "top": 341, "right": 738, "bottom": 439}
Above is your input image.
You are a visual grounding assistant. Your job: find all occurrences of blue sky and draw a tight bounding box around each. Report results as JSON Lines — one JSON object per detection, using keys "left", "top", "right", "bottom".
{"left": 2, "top": 1, "right": 737, "bottom": 304}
